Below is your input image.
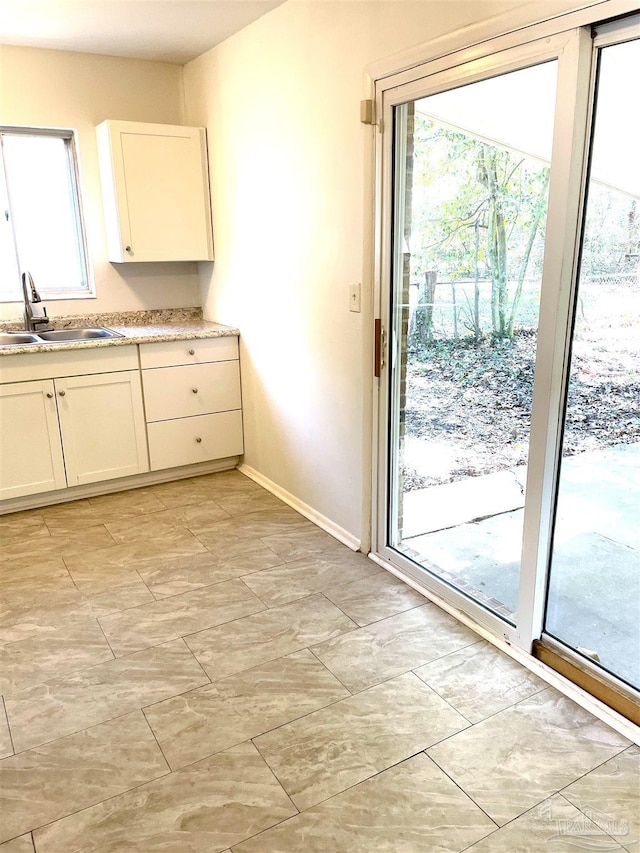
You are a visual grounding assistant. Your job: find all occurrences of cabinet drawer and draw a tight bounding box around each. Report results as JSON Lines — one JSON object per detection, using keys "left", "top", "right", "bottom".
{"left": 142, "top": 361, "right": 241, "bottom": 422}
{"left": 147, "top": 410, "right": 243, "bottom": 471}
{"left": 139, "top": 336, "right": 238, "bottom": 369}
{"left": 0, "top": 345, "right": 138, "bottom": 384}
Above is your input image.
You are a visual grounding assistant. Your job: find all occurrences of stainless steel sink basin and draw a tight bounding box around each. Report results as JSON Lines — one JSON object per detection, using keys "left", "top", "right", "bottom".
{"left": 0, "top": 326, "right": 124, "bottom": 348}
{"left": 36, "top": 327, "right": 123, "bottom": 342}
{"left": 0, "top": 332, "right": 41, "bottom": 346}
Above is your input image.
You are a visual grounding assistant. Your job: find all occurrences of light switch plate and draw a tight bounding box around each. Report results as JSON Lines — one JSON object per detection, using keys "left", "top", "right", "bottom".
{"left": 349, "top": 282, "right": 361, "bottom": 313}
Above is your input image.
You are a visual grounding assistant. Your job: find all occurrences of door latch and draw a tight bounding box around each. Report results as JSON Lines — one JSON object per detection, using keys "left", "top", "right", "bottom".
{"left": 374, "top": 319, "right": 386, "bottom": 377}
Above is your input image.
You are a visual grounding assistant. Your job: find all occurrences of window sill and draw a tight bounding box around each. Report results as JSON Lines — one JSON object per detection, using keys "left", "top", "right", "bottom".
{"left": 0, "top": 291, "right": 96, "bottom": 304}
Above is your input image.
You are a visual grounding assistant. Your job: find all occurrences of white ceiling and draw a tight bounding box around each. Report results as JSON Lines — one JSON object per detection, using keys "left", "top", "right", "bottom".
{"left": 0, "top": 0, "right": 286, "bottom": 64}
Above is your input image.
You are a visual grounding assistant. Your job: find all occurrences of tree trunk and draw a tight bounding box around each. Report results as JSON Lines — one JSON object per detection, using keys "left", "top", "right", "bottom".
{"left": 473, "top": 219, "right": 481, "bottom": 341}
{"left": 478, "top": 145, "right": 508, "bottom": 338}
{"left": 411, "top": 270, "right": 437, "bottom": 347}
{"left": 450, "top": 280, "right": 458, "bottom": 339}
{"left": 507, "top": 169, "right": 550, "bottom": 337}
{"left": 624, "top": 199, "right": 638, "bottom": 273}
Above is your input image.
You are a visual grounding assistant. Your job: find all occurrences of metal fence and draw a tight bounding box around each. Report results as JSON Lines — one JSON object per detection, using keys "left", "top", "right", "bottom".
{"left": 407, "top": 271, "right": 639, "bottom": 342}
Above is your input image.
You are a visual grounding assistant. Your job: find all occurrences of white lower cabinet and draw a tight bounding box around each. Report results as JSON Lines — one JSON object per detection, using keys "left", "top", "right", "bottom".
{"left": 147, "top": 410, "right": 243, "bottom": 470}
{"left": 0, "top": 352, "right": 149, "bottom": 501}
{"left": 142, "top": 361, "right": 241, "bottom": 423}
{"left": 140, "top": 336, "right": 243, "bottom": 471}
{"left": 0, "top": 334, "right": 243, "bottom": 504}
{"left": 0, "top": 379, "right": 67, "bottom": 499}
{"left": 55, "top": 371, "right": 149, "bottom": 487}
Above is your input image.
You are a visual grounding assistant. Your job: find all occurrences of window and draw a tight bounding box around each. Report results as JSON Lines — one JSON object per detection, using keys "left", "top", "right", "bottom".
{"left": 0, "top": 127, "right": 92, "bottom": 302}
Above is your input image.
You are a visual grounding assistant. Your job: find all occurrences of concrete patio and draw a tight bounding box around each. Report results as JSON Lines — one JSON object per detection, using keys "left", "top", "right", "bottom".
{"left": 401, "top": 444, "right": 640, "bottom": 688}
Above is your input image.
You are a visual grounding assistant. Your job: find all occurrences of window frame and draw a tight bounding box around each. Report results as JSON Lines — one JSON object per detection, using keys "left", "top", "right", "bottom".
{"left": 0, "top": 125, "right": 95, "bottom": 303}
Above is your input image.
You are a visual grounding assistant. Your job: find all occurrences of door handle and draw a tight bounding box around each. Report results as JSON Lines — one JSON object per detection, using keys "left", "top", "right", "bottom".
{"left": 374, "top": 319, "right": 387, "bottom": 377}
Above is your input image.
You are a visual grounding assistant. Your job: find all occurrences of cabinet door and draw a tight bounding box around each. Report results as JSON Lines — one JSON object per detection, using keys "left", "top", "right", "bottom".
{"left": 56, "top": 371, "right": 149, "bottom": 486}
{"left": 0, "top": 379, "right": 67, "bottom": 499}
{"left": 97, "top": 120, "right": 213, "bottom": 262}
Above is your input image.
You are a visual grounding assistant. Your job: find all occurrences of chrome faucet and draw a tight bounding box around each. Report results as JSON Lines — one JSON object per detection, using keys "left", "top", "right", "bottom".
{"left": 21, "top": 272, "right": 52, "bottom": 332}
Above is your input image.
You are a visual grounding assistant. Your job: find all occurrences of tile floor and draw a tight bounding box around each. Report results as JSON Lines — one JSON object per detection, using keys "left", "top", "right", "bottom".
{"left": 0, "top": 470, "right": 638, "bottom": 852}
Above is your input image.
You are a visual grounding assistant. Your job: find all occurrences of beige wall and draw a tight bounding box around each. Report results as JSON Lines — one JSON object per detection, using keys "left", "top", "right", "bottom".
{"left": 183, "top": 0, "right": 522, "bottom": 544}
{"left": 0, "top": 44, "right": 200, "bottom": 321}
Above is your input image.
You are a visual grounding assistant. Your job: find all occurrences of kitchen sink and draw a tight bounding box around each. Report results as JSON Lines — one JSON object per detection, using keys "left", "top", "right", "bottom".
{"left": 0, "top": 332, "right": 41, "bottom": 346}
{"left": 36, "top": 327, "right": 123, "bottom": 342}
{"left": 0, "top": 327, "right": 123, "bottom": 347}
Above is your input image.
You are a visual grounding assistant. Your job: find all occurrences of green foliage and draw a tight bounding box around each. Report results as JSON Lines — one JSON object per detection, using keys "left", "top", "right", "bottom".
{"left": 581, "top": 191, "right": 639, "bottom": 278}
{"left": 409, "top": 117, "right": 550, "bottom": 340}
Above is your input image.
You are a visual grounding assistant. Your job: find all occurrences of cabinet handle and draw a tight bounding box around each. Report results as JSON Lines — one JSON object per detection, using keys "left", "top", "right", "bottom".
{"left": 58, "top": 390, "right": 66, "bottom": 397}
{"left": 46, "top": 392, "right": 54, "bottom": 398}
{"left": 192, "top": 387, "right": 198, "bottom": 394}
{"left": 188, "top": 348, "right": 195, "bottom": 355}
{"left": 195, "top": 437, "right": 202, "bottom": 443}
{"left": 125, "top": 245, "right": 132, "bottom": 253}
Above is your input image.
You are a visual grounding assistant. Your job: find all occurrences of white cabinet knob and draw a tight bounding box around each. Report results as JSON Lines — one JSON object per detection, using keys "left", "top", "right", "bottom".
{"left": 188, "top": 348, "right": 195, "bottom": 355}
{"left": 195, "top": 437, "right": 202, "bottom": 443}
{"left": 58, "top": 390, "right": 66, "bottom": 397}
{"left": 192, "top": 387, "right": 198, "bottom": 394}
{"left": 46, "top": 392, "right": 54, "bottom": 399}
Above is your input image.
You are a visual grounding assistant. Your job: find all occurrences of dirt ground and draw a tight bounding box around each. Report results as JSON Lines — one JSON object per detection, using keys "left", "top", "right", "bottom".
{"left": 403, "top": 331, "right": 640, "bottom": 490}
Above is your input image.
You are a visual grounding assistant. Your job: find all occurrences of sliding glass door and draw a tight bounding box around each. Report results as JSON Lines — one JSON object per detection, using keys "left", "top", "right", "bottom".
{"left": 375, "top": 16, "right": 639, "bottom": 704}
{"left": 544, "top": 31, "right": 640, "bottom": 692}
{"left": 388, "top": 59, "right": 557, "bottom": 625}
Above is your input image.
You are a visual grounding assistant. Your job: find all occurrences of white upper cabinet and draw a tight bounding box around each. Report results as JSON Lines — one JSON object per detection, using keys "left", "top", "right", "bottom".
{"left": 96, "top": 120, "right": 214, "bottom": 263}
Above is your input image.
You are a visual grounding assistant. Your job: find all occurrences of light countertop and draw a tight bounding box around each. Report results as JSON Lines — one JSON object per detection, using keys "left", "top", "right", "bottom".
{"left": 0, "top": 309, "right": 239, "bottom": 356}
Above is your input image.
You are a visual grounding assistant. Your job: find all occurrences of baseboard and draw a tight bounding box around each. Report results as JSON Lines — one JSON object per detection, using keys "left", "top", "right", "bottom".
{"left": 238, "top": 463, "right": 361, "bottom": 552}
{"left": 368, "top": 550, "right": 640, "bottom": 746}
{"left": 0, "top": 457, "right": 240, "bottom": 515}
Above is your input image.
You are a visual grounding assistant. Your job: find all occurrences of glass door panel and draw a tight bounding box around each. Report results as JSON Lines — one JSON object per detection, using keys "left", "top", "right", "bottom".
{"left": 389, "top": 61, "right": 558, "bottom": 623}
{"left": 545, "top": 35, "right": 640, "bottom": 690}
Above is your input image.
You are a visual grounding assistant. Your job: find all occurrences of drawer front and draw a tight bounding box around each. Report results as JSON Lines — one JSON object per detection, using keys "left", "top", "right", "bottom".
{"left": 147, "top": 410, "right": 244, "bottom": 470}
{"left": 142, "top": 361, "right": 241, "bottom": 422}
{"left": 0, "top": 345, "right": 138, "bottom": 384}
{"left": 139, "top": 336, "right": 238, "bottom": 369}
